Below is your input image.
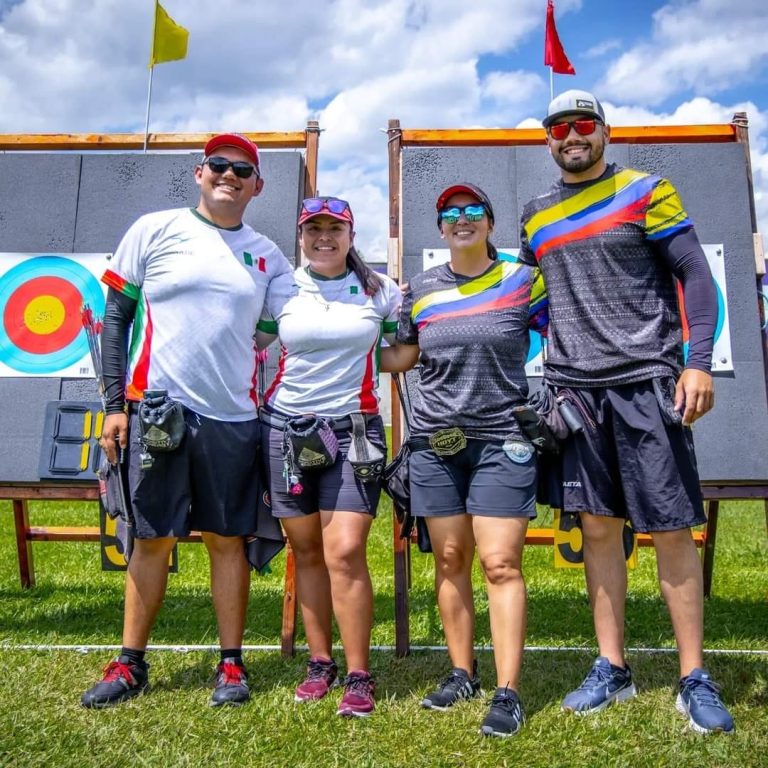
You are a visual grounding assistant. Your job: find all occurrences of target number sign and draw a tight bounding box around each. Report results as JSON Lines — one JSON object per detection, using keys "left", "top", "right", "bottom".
{"left": 38, "top": 401, "right": 104, "bottom": 480}
{"left": 553, "top": 509, "right": 638, "bottom": 569}
{"left": 0, "top": 253, "right": 108, "bottom": 377}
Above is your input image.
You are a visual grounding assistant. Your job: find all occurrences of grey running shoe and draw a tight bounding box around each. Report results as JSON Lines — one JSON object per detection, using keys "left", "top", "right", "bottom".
{"left": 422, "top": 661, "right": 482, "bottom": 711}
{"left": 480, "top": 688, "right": 525, "bottom": 738}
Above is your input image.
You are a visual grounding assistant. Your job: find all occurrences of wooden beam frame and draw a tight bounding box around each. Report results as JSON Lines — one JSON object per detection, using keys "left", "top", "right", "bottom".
{"left": 399, "top": 124, "right": 738, "bottom": 148}
{"left": 0, "top": 132, "right": 308, "bottom": 152}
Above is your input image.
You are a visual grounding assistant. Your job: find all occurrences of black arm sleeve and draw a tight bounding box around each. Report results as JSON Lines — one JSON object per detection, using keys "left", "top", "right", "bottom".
{"left": 654, "top": 227, "right": 717, "bottom": 373}
{"left": 101, "top": 288, "right": 137, "bottom": 414}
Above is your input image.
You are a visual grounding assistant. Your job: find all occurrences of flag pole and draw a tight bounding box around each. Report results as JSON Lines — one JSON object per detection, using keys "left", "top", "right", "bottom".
{"left": 549, "top": 67, "right": 554, "bottom": 102}
{"left": 143, "top": 66, "right": 154, "bottom": 154}
{"left": 143, "top": 1, "right": 158, "bottom": 153}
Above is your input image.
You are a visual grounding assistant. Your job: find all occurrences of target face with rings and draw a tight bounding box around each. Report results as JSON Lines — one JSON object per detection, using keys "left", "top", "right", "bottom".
{"left": 0, "top": 254, "right": 107, "bottom": 375}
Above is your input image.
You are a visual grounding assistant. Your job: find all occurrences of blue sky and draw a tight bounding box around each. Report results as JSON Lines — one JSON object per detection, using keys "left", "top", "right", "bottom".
{"left": 0, "top": 0, "right": 766, "bottom": 259}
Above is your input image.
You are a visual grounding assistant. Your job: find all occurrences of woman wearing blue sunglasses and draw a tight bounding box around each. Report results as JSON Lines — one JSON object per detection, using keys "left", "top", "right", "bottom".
{"left": 256, "top": 197, "right": 401, "bottom": 717}
{"left": 381, "top": 182, "right": 547, "bottom": 738}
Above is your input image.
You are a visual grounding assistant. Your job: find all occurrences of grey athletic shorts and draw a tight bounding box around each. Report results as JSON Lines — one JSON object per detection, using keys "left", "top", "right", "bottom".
{"left": 261, "top": 416, "right": 386, "bottom": 518}
{"left": 410, "top": 438, "right": 537, "bottom": 518}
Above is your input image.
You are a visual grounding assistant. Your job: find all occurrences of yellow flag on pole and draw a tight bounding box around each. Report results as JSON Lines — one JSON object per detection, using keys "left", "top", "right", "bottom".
{"left": 149, "top": 1, "right": 189, "bottom": 68}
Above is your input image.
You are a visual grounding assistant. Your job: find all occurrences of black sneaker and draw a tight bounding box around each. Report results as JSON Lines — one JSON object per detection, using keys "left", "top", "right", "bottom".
{"left": 80, "top": 658, "right": 150, "bottom": 708}
{"left": 421, "top": 661, "right": 482, "bottom": 710}
{"left": 210, "top": 658, "right": 250, "bottom": 707}
{"left": 480, "top": 688, "right": 525, "bottom": 738}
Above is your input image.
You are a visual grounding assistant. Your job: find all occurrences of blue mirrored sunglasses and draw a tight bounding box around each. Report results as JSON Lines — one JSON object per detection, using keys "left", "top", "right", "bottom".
{"left": 438, "top": 204, "right": 487, "bottom": 224}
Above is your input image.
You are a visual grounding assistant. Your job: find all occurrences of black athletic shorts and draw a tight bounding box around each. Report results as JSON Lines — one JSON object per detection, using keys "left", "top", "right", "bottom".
{"left": 560, "top": 378, "right": 706, "bottom": 533}
{"left": 126, "top": 409, "right": 260, "bottom": 538}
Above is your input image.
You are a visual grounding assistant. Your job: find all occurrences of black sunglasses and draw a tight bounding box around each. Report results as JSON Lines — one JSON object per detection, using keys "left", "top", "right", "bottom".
{"left": 203, "top": 156, "right": 258, "bottom": 179}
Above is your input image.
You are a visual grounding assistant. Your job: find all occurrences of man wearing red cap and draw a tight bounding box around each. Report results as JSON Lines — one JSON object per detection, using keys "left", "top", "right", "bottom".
{"left": 81, "top": 134, "right": 295, "bottom": 709}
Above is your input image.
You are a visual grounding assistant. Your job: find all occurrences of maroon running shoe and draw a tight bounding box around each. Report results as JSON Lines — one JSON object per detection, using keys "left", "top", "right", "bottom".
{"left": 337, "top": 671, "right": 375, "bottom": 717}
{"left": 295, "top": 657, "right": 339, "bottom": 702}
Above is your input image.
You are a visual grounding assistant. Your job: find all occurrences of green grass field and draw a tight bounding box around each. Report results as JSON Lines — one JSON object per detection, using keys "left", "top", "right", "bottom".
{"left": 1, "top": 498, "right": 766, "bottom": 768}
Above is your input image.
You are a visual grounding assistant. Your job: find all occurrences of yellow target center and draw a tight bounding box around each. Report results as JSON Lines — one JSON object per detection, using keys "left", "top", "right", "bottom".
{"left": 24, "top": 295, "right": 66, "bottom": 335}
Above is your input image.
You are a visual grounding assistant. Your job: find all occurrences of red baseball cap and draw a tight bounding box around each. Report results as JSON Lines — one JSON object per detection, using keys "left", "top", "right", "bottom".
{"left": 435, "top": 182, "right": 495, "bottom": 225}
{"left": 204, "top": 133, "right": 260, "bottom": 169}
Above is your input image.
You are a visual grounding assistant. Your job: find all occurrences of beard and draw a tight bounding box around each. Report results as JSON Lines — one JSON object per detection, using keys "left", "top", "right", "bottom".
{"left": 552, "top": 140, "right": 605, "bottom": 175}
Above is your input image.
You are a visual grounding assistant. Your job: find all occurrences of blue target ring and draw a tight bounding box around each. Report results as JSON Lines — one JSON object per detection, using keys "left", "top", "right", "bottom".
{"left": 0, "top": 255, "right": 105, "bottom": 374}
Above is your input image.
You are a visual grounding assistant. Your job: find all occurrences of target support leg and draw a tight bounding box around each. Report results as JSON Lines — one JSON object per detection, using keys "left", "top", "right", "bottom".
{"left": 13, "top": 499, "right": 35, "bottom": 588}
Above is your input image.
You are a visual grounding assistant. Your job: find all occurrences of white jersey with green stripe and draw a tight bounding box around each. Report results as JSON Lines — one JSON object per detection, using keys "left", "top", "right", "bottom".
{"left": 102, "top": 207, "right": 296, "bottom": 421}
{"left": 258, "top": 267, "right": 401, "bottom": 418}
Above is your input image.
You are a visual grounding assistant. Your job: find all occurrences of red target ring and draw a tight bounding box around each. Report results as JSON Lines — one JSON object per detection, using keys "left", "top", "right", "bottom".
{"left": 4, "top": 276, "right": 83, "bottom": 353}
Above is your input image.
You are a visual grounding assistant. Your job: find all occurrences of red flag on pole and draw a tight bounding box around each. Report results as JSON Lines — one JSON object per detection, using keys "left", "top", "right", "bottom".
{"left": 545, "top": 0, "right": 575, "bottom": 75}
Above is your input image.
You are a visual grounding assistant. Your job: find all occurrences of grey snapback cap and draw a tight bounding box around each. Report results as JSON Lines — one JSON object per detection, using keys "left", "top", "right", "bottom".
{"left": 543, "top": 89, "right": 606, "bottom": 127}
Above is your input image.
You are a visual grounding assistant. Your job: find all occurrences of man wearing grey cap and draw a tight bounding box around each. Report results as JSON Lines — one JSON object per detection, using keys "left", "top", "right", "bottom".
{"left": 518, "top": 89, "right": 733, "bottom": 734}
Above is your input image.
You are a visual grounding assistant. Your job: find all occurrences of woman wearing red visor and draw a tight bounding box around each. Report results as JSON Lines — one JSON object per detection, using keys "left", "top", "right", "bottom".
{"left": 257, "top": 197, "right": 401, "bottom": 717}
{"left": 382, "top": 183, "right": 547, "bottom": 737}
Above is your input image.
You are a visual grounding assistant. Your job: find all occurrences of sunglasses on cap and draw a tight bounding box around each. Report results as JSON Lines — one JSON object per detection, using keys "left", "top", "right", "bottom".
{"left": 301, "top": 197, "right": 352, "bottom": 217}
{"left": 202, "top": 156, "right": 259, "bottom": 179}
{"left": 438, "top": 204, "right": 488, "bottom": 225}
{"left": 547, "top": 118, "right": 602, "bottom": 141}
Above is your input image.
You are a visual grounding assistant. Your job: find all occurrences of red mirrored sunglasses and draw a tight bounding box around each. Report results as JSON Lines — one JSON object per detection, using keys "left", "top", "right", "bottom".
{"left": 547, "top": 118, "right": 601, "bottom": 141}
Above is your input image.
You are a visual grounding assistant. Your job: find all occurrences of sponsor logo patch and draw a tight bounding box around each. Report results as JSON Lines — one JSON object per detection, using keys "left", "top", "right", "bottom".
{"left": 502, "top": 439, "right": 534, "bottom": 464}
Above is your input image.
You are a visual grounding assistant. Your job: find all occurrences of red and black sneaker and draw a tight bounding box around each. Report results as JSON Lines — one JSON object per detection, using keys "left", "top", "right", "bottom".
{"left": 210, "top": 658, "right": 250, "bottom": 707}
{"left": 81, "top": 658, "right": 150, "bottom": 708}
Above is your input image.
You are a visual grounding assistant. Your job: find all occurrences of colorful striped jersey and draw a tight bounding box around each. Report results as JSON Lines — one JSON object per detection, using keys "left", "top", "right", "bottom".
{"left": 397, "top": 255, "right": 547, "bottom": 440}
{"left": 519, "top": 164, "right": 692, "bottom": 386}
{"left": 102, "top": 207, "right": 295, "bottom": 420}
{"left": 258, "top": 267, "right": 401, "bottom": 418}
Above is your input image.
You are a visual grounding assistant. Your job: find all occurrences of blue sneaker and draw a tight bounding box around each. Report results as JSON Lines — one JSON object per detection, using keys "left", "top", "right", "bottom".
{"left": 676, "top": 668, "right": 734, "bottom": 734}
{"left": 562, "top": 656, "right": 637, "bottom": 715}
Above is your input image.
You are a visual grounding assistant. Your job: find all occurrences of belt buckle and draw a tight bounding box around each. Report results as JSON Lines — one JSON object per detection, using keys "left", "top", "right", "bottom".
{"left": 429, "top": 427, "right": 466, "bottom": 456}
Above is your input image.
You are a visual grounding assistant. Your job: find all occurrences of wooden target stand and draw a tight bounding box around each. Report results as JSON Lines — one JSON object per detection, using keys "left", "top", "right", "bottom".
{"left": 0, "top": 124, "right": 322, "bottom": 657}
{"left": 386, "top": 117, "right": 768, "bottom": 657}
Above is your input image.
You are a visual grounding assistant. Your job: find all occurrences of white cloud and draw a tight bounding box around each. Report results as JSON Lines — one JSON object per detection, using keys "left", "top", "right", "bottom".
{"left": 583, "top": 39, "right": 622, "bottom": 59}
{"left": 481, "top": 70, "right": 543, "bottom": 106}
{"left": 597, "top": 0, "right": 768, "bottom": 106}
